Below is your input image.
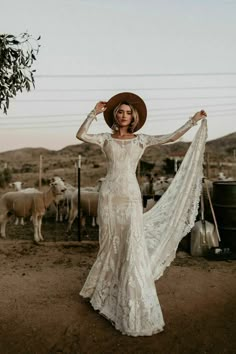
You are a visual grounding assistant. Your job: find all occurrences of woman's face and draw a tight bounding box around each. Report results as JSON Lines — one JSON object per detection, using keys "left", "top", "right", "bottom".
{"left": 115, "top": 104, "right": 133, "bottom": 128}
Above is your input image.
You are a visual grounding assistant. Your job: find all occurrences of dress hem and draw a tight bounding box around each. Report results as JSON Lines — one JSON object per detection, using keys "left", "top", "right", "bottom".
{"left": 80, "top": 293, "right": 165, "bottom": 337}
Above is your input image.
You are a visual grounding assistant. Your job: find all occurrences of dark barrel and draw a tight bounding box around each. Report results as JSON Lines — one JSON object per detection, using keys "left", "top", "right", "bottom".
{"left": 213, "top": 181, "right": 236, "bottom": 250}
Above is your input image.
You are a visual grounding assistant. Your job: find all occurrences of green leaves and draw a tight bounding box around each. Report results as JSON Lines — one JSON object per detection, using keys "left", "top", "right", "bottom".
{"left": 0, "top": 32, "right": 41, "bottom": 114}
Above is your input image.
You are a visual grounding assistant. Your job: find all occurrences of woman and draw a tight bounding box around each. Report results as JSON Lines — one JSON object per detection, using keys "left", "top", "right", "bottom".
{"left": 76, "top": 92, "right": 207, "bottom": 336}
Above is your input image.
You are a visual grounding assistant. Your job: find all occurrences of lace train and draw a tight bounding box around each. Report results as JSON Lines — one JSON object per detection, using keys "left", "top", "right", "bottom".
{"left": 144, "top": 119, "right": 208, "bottom": 280}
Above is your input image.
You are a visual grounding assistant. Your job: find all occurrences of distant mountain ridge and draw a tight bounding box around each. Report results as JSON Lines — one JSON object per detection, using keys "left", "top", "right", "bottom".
{"left": 0, "top": 132, "right": 235, "bottom": 165}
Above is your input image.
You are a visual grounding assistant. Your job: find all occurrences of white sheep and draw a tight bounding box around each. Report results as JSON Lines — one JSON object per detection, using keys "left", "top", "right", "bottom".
{"left": 66, "top": 178, "right": 105, "bottom": 231}
{"left": 54, "top": 182, "right": 77, "bottom": 222}
{"left": 8, "top": 181, "right": 40, "bottom": 225}
{"left": 67, "top": 189, "right": 100, "bottom": 232}
{"left": 0, "top": 176, "right": 66, "bottom": 243}
{"left": 217, "top": 172, "right": 233, "bottom": 181}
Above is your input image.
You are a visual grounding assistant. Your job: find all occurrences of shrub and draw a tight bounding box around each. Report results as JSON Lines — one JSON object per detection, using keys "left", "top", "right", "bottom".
{"left": 0, "top": 32, "right": 40, "bottom": 114}
{"left": 0, "top": 168, "right": 12, "bottom": 187}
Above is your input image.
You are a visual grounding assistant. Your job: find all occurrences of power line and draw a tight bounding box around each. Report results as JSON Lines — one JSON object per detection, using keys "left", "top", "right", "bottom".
{"left": 9, "top": 102, "right": 234, "bottom": 112}
{"left": 33, "top": 86, "right": 236, "bottom": 92}
{"left": 149, "top": 103, "right": 236, "bottom": 110}
{"left": 14, "top": 96, "right": 236, "bottom": 103}
{"left": 1, "top": 108, "right": 236, "bottom": 121}
{"left": 1, "top": 104, "right": 236, "bottom": 122}
{"left": 35, "top": 72, "right": 236, "bottom": 78}
{"left": 0, "top": 112, "right": 234, "bottom": 129}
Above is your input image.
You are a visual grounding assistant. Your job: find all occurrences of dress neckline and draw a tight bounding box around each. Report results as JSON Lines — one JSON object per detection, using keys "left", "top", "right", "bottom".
{"left": 110, "top": 134, "right": 138, "bottom": 141}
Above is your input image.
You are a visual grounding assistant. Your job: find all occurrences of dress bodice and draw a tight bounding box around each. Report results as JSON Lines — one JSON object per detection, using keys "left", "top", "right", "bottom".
{"left": 99, "top": 134, "right": 144, "bottom": 198}
{"left": 103, "top": 135, "right": 144, "bottom": 177}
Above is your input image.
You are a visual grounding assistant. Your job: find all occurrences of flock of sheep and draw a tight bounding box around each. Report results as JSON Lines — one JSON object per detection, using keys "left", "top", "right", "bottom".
{"left": 0, "top": 167, "right": 233, "bottom": 244}
{"left": 0, "top": 177, "right": 67, "bottom": 243}
{"left": 2, "top": 172, "right": 231, "bottom": 244}
{"left": 0, "top": 175, "right": 174, "bottom": 243}
{"left": 0, "top": 176, "right": 105, "bottom": 243}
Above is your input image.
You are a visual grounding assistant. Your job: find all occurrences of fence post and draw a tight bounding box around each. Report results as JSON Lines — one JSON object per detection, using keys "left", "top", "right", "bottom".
{"left": 74, "top": 162, "right": 77, "bottom": 187}
{"left": 77, "top": 155, "right": 81, "bottom": 241}
{"left": 39, "top": 154, "right": 43, "bottom": 190}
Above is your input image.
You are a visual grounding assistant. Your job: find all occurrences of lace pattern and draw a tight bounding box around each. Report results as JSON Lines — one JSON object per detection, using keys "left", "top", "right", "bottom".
{"left": 143, "top": 119, "right": 208, "bottom": 280}
{"left": 141, "top": 118, "right": 196, "bottom": 146}
{"left": 78, "top": 111, "right": 208, "bottom": 336}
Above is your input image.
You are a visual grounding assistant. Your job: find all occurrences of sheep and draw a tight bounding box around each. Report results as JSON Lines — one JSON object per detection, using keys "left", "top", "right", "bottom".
{"left": 0, "top": 176, "right": 66, "bottom": 243}
{"left": 152, "top": 177, "right": 172, "bottom": 199}
{"left": 8, "top": 181, "right": 40, "bottom": 225}
{"left": 53, "top": 179, "right": 105, "bottom": 223}
{"left": 66, "top": 178, "right": 106, "bottom": 231}
{"left": 142, "top": 176, "right": 174, "bottom": 211}
{"left": 81, "top": 178, "right": 105, "bottom": 193}
{"left": 9, "top": 181, "right": 25, "bottom": 191}
{"left": 54, "top": 182, "right": 77, "bottom": 222}
{"left": 67, "top": 189, "right": 100, "bottom": 232}
{"left": 141, "top": 175, "right": 173, "bottom": 208}
{"left": 217, "top": 172, "right": 233, "bottom": 181}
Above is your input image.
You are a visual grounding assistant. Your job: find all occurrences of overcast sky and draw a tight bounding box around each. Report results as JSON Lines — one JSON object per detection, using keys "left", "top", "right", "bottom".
{"left": 0, "top": 0, "right": 236, "bottom": 153}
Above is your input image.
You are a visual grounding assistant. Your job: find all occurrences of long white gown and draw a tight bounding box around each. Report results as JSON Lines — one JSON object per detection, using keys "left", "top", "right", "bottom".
{"left": 78, "top": 110, "right": 208, "bottom": 336}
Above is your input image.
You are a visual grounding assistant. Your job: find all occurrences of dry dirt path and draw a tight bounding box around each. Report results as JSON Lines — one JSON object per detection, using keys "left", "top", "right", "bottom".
{"left": 0, "top": 239, "right": 236, "bottom": 354}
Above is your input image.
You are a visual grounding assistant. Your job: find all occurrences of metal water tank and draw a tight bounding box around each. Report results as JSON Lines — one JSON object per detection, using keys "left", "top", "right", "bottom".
{"left": 213, "top": 181, "right": 236, "bottom": 250}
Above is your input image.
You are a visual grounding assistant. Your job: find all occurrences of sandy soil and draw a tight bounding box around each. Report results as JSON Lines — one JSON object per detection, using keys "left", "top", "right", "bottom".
{"left": 0, "top": 222, "right": 236, "bottom": 354}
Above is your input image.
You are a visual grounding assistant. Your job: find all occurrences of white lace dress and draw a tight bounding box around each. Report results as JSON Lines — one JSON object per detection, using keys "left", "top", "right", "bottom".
{"left": 78, "top": 110, "right": 208, "bottom": 336}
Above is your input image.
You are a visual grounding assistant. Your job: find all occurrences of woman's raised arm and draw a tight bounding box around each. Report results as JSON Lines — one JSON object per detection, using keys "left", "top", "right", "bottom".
{"left": 76, "top": 101, "right": 107, "bottom": 146}
{"left": 143, "top": 110, "right": 207, "bottom": 147}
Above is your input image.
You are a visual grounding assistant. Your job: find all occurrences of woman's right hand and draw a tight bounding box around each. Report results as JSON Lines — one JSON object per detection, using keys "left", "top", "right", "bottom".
{"left": 95, "top": 101, "right": 107, "bottom": 115}
{"left": 192, "top": 110, "right": 207, "bottom": 123}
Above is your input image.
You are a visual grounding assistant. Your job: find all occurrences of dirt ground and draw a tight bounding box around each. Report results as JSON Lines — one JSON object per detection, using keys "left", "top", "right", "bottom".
{"left": 0, "top": 222, "right": 236, "bottom": 354}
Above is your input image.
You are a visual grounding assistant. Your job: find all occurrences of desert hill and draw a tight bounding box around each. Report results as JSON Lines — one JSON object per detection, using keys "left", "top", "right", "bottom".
{"left": 0, "top": 132, "right": 235, "bottom": 187}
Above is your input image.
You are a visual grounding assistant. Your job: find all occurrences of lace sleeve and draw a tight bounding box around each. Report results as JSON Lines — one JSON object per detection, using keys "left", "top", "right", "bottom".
{"left": 76, "top": 109, "right": 105, "bottom": 147}
{"left": 142, "top": 117, "right": 198, "bottom": 147}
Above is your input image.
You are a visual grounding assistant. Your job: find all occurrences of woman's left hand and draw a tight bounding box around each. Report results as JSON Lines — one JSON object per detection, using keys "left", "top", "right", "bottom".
{"left": 192, "top": 110, "right": 207, "bottom": 123}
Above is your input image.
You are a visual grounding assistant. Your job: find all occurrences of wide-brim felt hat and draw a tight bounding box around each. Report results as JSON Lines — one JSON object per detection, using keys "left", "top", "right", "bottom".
{"left": 103, "top": 92, "right": 147, "bottom": 132}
